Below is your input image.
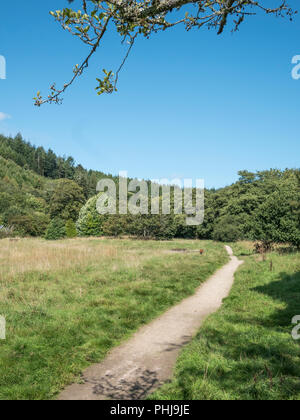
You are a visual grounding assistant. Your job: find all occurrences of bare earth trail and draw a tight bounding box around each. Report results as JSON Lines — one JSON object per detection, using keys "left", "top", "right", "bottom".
{"left": 59, "top": 246, "right": 243, "bottom": 400}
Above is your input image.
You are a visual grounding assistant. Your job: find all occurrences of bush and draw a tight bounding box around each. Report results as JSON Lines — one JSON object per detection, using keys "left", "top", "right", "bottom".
{"left": 9, "top": 213, "right": 49, "bottom": 237}
{"left": 76, "top": 193, "right": 105, "bottom": 236}
{"left": 65, "top": 219, "right": 77, "bottom": 238}
{"left": 212, "top": 216, "right": 242, "bottom": 243}
{"left": 129, "top": 215, "right": 176, "bottom": 240}
{"left": 45, "top": 218, "right": 66, "bottom": 240}
{"left": 101, "top": 215, "right": 125, "bottom": 237}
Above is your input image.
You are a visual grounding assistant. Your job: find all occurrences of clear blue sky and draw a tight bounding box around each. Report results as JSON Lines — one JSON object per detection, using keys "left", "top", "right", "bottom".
{"left": 0, "top": 1, "right": 299, "bottom": 188}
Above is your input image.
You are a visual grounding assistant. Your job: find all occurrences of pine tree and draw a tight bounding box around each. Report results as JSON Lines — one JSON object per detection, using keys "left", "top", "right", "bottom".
{"left": 65, "top": 219, "right": 77, "bottom": 238}
{"left": 45, "top": 218, "right": 66, "bottom": 240}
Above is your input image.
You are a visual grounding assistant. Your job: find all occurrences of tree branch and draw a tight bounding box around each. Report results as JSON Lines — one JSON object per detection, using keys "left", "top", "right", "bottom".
{"left": 35, "top": 0, "right": 296, "bottom": 105}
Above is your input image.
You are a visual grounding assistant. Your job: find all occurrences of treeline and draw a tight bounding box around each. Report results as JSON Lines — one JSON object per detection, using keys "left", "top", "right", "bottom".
{"left": 0, "top": 133, "right": 299, "bottom": 246}
{"left": 0, "top": 133, "right": 115, "bottom": 199}
{"left": 76, "top": 169, "right": 300, "bottom": 247}
{"left": 0, "top": 155, "right": 84, "bottom": 237}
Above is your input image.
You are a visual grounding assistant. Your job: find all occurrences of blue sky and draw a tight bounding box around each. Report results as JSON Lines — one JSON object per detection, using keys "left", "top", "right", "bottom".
{"left": 0, "top": 0, "right": 299, "bottom": 188}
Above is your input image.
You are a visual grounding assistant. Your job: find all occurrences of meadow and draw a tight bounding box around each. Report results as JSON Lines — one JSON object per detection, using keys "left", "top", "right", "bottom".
{"left": 151, "top": 242, "right": 300, "bottom": 400}
{"left": 0, "top": 237, "right": 228, "bottom": 400}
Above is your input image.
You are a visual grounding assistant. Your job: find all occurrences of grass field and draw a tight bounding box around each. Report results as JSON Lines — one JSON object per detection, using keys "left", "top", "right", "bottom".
{"left": 0, "top": 237, "right": 228, "bottom": 400}
{"left": 150, "top": 242, "right": 300, "bottom": 400}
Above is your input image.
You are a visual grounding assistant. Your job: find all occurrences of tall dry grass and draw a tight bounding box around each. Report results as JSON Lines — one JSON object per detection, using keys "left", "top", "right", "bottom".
{"left": 0, "top": 238, "right": 119, "bottom": 280}
{"left": 0, "top": 238, "right": 163, "bottom": 281}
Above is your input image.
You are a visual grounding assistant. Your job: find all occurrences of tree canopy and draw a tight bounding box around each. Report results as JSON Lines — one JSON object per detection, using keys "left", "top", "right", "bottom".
{"left": 34, "top": 0, "right": 296, "bottom": 105}
{"left": 49, "top": 179, "right": 85, "bottom": 221}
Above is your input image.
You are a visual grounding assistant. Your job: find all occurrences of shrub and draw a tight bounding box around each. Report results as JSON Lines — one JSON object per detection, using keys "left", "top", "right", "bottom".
{"left": 65, "top": 219, "right": 77, "bottom": 238}
{"left": 76, "top": 193, "right": 105, "bottom": 236}
{"left": 212, "top": 216, "right": 242, "bottom": 243}
{"left": 129, "top": 215, "right": 176, "bottom": 240}
{"left": 9, "top": 213, "right": 49, "bottom": 237}
{"left": 45, "top": 218, "right": 66, "bottom": 240}
{"left": 101, "top": 215, "right": 125, "bottom": 237}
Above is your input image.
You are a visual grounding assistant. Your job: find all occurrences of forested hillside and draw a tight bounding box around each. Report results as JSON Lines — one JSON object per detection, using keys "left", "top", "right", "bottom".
{"left": 0, "top": 133, "right": 114, "bottom": 199}
{"left": 0, "top": 133, "right": 299, "bottom": 245}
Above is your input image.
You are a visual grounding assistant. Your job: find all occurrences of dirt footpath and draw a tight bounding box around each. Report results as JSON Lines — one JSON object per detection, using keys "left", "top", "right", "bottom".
{"left": 58, "top": 245, "right": 243, "bottom": 400}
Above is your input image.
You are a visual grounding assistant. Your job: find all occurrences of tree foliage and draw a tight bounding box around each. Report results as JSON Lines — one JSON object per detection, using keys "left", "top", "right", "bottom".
{"left": 212, "top": 215, "right": 243, "bottom": 242}
{"left": 45, "top": 218, "right": 66, "bottom": 240}
{"left": 252, "top": 188, "right": 300, "bottom": 247}
{"left": 49, "top": 179, "right": 85, "bottom": 221}
{"left": 65, "top": 219, "right": 78, "bottom": 238}
{"left": 0, "top": 133, "right": 115, "bottom": 198}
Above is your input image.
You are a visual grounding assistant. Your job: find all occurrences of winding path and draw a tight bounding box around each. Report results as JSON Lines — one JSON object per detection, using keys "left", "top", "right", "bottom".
{"left": 59, "top": 246, "right": 243, "bottom": 400}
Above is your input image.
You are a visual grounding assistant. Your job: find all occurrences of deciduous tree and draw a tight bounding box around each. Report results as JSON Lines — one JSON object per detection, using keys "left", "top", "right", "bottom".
{"left": 49, "top": 179, "right": 85, "bottom": 221}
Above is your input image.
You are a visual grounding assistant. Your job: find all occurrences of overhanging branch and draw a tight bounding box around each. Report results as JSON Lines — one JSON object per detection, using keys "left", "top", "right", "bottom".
{"left": 35, "top": 0, "right": 296, "bottom": 106}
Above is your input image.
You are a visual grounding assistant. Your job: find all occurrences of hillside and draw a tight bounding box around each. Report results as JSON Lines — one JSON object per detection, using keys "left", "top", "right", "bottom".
{"left": 0, "top": 133, "right": 115, "bottom": 236}
{"left": 0, "top": 133, "right": 113, "bottom": 199}
{"left": 0, "top": 155, "right": 51, "bottom": 236}
{"left": 0, "top": 133, "right": 299, "bottom": 245}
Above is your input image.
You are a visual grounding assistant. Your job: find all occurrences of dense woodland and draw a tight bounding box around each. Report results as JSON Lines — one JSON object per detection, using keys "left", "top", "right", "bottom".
{"left": 0, "top": 133, "right": 299, "bottom": 246}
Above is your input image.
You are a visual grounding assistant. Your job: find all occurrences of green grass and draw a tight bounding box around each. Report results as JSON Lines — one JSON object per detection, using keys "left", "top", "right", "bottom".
{"left": 0, "top": 238, "right": 227, "bottom": 400}
{"left": 150, "top": 242, "right": 300, "bottom": 400}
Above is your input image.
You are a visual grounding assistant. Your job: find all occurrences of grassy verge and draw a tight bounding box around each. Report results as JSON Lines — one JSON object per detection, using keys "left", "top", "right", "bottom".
{"left": 150, "top": 242, "right": 300, "bottom": 400}
{"left": 0, "top": 238, "right": 227, "bottom": 400}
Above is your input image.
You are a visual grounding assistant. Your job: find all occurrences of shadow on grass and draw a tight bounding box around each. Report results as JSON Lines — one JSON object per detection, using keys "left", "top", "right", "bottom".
{"left": 253, "top": 271, "right": 300, "bottom": 329}
{"left": 156, "top": 270, "right": 300, "bottom": 400}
